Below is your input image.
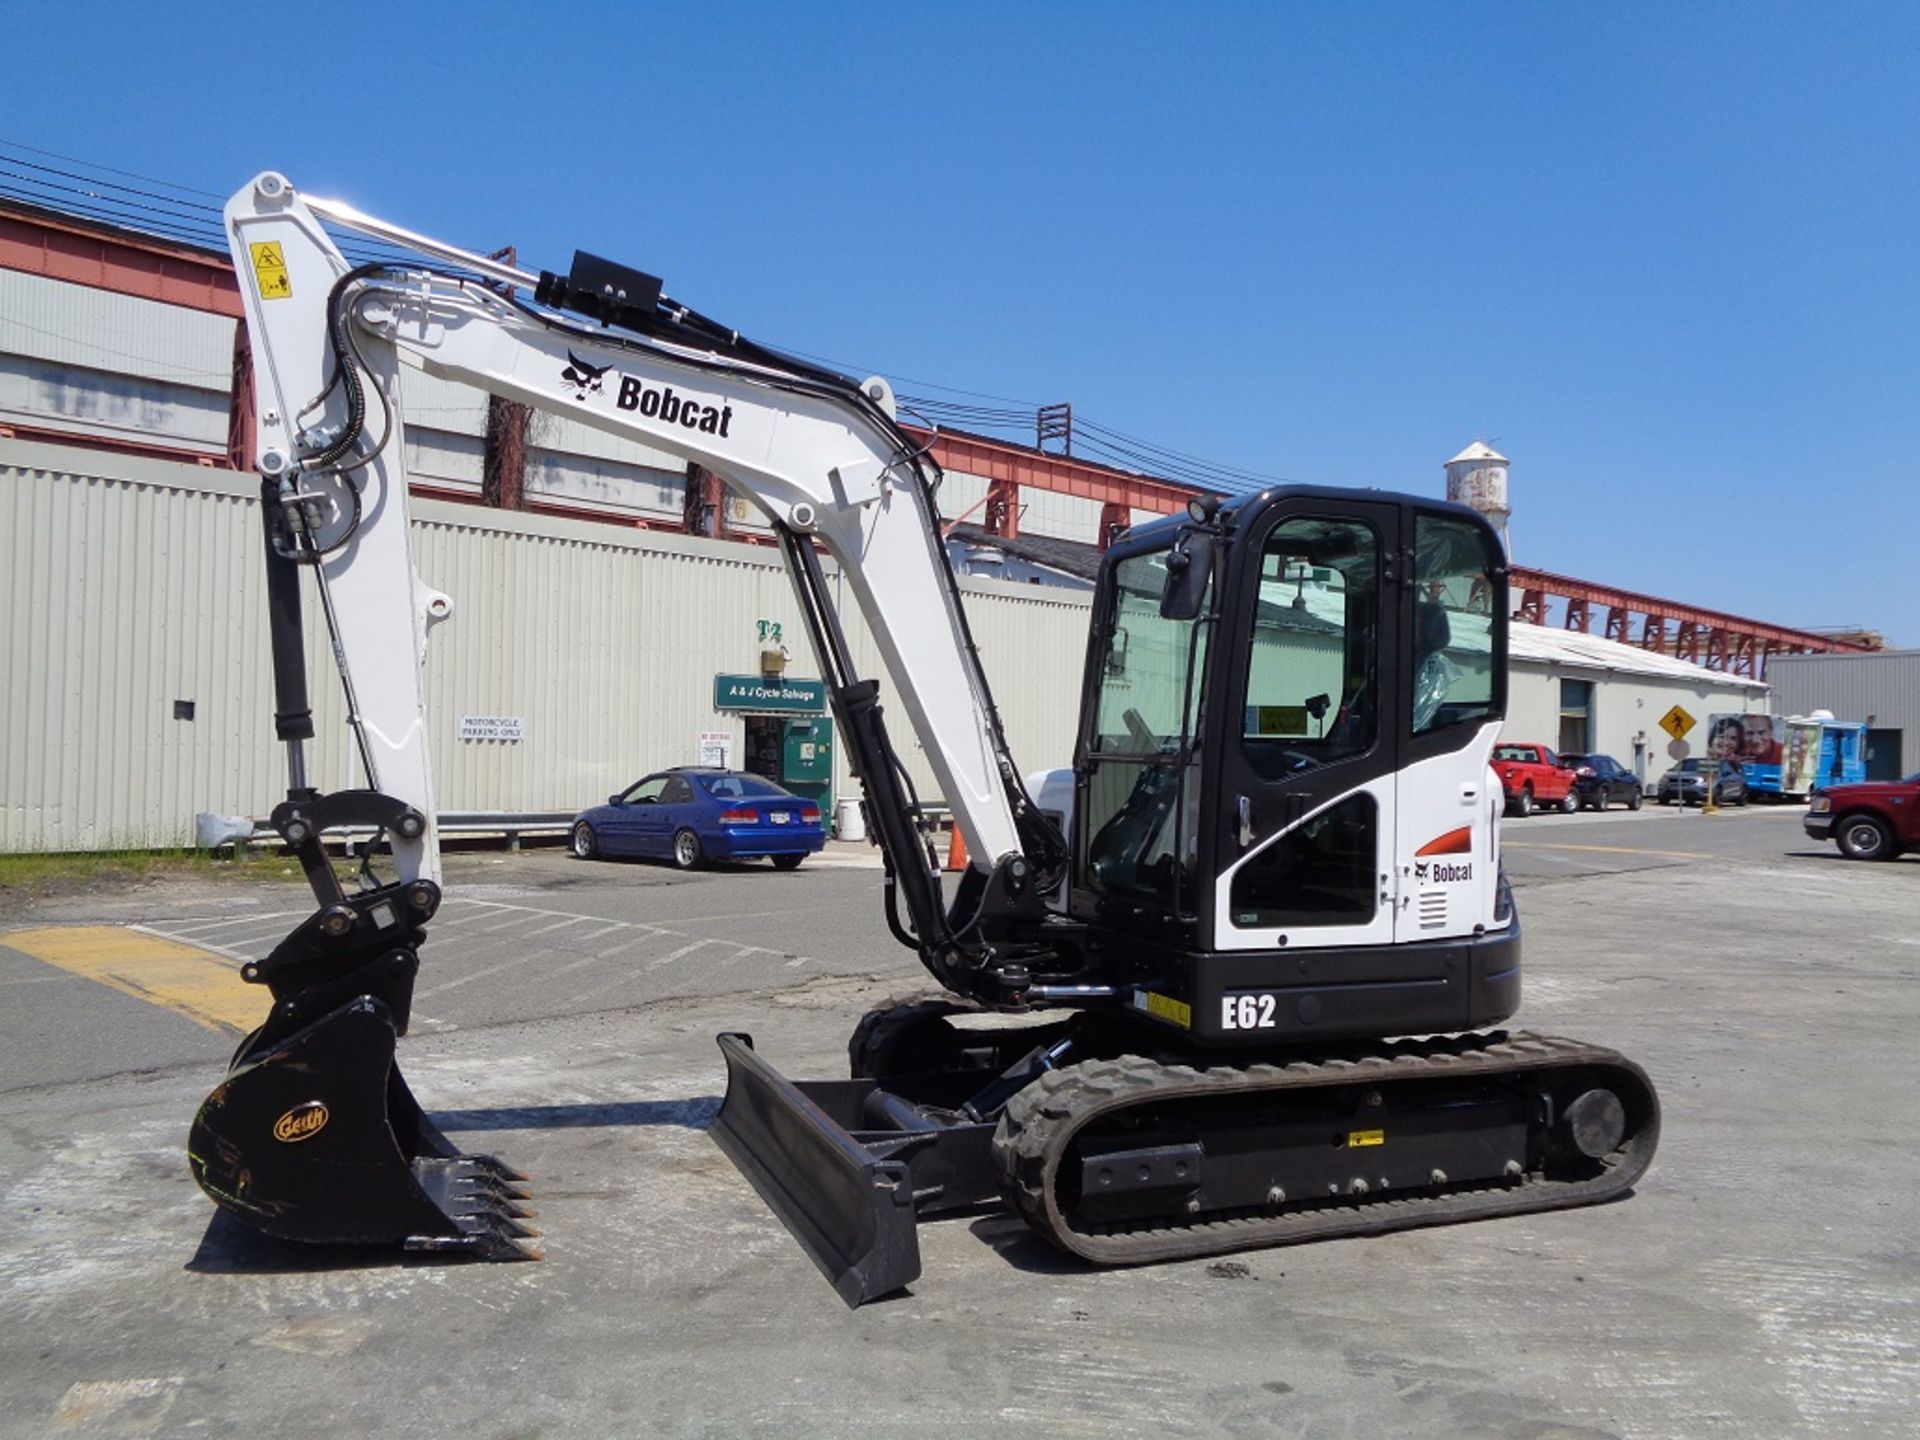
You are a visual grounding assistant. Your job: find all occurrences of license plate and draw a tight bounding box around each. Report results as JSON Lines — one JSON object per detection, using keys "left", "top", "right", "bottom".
{"left": 770, "top": 811, "right": 790, "bottom": 825}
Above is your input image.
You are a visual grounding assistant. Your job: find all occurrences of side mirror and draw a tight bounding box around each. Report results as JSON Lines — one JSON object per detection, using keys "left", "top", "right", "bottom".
{"left": 1159, "top": 528, "right": 1215, "bottom": 620}
{"left": 608, "top": 793, "right": 624, "bottom": 806}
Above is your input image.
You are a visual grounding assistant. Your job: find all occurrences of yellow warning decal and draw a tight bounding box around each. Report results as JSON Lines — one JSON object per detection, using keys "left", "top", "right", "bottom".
{"left": 1141, "top": 991, "right": 1191, "bottom": 1029}
{"left": 250, "top": 241, "right": 292, "bottom": 300}
{"left": 1347, "top": 1129, "right": 1385, "bottom": 1148}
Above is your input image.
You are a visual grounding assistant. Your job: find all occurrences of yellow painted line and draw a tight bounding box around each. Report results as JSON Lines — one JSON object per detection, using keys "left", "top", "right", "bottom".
{"left": 1502, "top": 841, "right": 1715, "bottom": 861}
{"left": 0, "top": 925, "right": 264, "bottom": 1034}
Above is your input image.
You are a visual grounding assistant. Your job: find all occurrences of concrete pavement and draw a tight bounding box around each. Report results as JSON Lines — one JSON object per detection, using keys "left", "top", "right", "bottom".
{"left": 1, "top": 808, "right": 1916, "bottom": 1438}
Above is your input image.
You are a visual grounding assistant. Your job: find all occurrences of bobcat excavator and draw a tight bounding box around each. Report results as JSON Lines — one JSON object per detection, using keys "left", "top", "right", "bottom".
{"left": 192, "top": 172, "right": 1658, "bottom": 1303}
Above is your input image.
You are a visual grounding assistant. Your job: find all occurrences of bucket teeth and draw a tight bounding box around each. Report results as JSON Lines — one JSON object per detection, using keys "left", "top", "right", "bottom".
{"left": 409, "top": 1152, "right": 543, "bottom": 1261}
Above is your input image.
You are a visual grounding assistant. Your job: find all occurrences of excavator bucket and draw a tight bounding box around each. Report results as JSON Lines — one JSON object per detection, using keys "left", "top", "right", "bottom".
{"left": 185, "top": 835, "right": 537, "bottom": 1264}
{"left": 189, "top": 996, "right": 539, "bottom": 1259}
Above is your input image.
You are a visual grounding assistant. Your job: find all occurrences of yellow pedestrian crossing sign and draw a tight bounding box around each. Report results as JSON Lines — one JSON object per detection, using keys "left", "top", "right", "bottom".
{"left": 249, "top": 241, "right": 292, "bottom": 300}
{"left": 1659, "top": 704, "right": 1696, "bottom": 741}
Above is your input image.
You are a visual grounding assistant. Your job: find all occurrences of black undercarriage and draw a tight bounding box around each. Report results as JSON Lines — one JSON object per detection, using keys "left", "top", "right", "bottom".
{"left": 711, "top": 995, "right": 1660, "bottom": 1306}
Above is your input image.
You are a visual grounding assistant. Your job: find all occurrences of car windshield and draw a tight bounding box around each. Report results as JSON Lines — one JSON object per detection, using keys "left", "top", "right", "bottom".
{"left": 1675, "top": 760, "right": 1703, "bottom": 773}
{"left": 699, "top": 774, "right": 792, "bottom": 800}
{"left": 1494, "top": 746, "right": 1535, "bottom": 762}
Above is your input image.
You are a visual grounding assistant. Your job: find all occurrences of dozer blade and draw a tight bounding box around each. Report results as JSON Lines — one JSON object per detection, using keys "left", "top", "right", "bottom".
{"left": 189, "top": 997, "right": 539, "bottom": 1261}
{"left": 711, "top": 1032, "right": 920, "bottom": 1307}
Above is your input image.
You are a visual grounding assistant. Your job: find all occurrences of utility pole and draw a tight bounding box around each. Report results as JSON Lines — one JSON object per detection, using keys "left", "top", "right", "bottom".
{"left": 480, "top": 246, "right": 530, "bottom": 509}
{"left": 1036, "top": 403, "right": 1072, "bottom": 456}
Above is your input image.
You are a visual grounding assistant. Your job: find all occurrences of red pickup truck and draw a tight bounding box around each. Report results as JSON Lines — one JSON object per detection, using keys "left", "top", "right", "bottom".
{"left": 1804, "top": 775, "right": 1920, "bottom": 860}
{"left": 1492, "top": 742, "right": 1580, "bottom": 816}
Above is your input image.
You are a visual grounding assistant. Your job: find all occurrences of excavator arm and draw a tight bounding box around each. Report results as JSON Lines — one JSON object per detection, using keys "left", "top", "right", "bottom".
{"left": 190, "top": 172, "right": 1072, "bottom": 1261}
{"left": 226, "top": 171, "right": 1065, "bottom": 991}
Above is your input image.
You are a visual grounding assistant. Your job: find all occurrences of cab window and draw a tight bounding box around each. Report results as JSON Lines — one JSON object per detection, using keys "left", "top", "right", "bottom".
{"left": 1412, "top": 514, "right": 1501, "bottom": 734}
{"left": 1083, "top": 548, "right": 1211, "bottom": 911}
{"left": 1240, "top": 517, "right": 1378, "bottom": 778}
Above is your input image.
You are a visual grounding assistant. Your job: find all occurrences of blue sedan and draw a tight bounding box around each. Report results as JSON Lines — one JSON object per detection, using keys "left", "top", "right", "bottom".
{"left": 571, "top": 768, "right": 826, "bottom": 870}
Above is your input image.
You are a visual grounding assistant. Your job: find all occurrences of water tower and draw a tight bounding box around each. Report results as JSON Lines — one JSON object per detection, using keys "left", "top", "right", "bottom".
{"left": 1445, "top": 441, "right": 1510, "bottom": 555}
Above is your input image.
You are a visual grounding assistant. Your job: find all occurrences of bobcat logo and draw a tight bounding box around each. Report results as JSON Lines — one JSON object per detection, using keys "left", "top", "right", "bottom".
{"left": 561, "top": 351, "right": 612, "bottom": 401}
{"left": 1414, "top": 862, "right": 1430, "bottom": 883}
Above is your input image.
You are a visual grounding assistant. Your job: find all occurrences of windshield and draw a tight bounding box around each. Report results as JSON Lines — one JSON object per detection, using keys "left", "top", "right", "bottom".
{"left": 1082, "top": 546, "right": 1211, "bottom": 912}
{"left": 699, "top": 774, "right": 791, "bottom": 799}
{"left": 1089, "top": 549, "right": 1209, "bottom": 754}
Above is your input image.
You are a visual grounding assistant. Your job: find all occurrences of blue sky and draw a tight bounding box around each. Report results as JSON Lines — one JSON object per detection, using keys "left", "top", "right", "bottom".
{"left": 6, "top": 3, "right": 1916, "bottom": 640}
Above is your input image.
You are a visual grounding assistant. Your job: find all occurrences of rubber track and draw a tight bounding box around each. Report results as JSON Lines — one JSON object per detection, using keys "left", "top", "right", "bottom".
{"left": 992, "top": 1031, "right": 1659, "bottom": 1266}
{"left": 846, "top": 993, "right": 979, "bottom": 1078}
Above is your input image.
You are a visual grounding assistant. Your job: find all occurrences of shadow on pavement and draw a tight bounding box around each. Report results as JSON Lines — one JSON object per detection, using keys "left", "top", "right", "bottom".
{"left": 431, "top": 1097, "right": 722, "bottom": 1132}
{"left": 966, "top": 1212, "right": 1094, "bottom": 1277}
{"left": 185, "top": 1211, "right": 461, "bottom": 1275}
{"left": 1781, "top": 848, "right": 1919, "bottom": 865}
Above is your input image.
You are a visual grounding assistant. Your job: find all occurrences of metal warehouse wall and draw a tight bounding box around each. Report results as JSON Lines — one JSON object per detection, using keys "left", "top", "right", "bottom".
{"left": 1767, "top": 651, "right": 1920, "bottom": 734}
{"left": 1, "top": 438, "right": 1093, "bottom": 851}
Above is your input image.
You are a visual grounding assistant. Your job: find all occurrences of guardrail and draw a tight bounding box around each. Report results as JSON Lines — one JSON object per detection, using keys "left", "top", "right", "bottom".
{"left": 230, "top": 810, "right": 577, "bottom": 853}
{"left": 214, "top": 805, "right": 944, "bottom": 854}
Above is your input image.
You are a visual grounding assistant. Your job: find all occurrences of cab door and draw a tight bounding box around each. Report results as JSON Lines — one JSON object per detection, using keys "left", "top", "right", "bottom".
{"left": 1390, "top": 510, "right": 1506, "bottom": 943}
{"left": 1207, "top": 501, "right": 1404, "bottom": 952}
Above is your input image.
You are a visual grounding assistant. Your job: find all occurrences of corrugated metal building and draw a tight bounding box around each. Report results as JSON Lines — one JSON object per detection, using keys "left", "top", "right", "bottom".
{"left": 1506, "top": 625, "right": 1768, "bottom": 786}
{"left": 3, "top": 423, "right": 1775, "bottom": 850}
{"left": 1766, "top": 651, "right": 1920, "bottom": 779}
{"left": 1, "top": 438, "right": 1093, "bottom": 851}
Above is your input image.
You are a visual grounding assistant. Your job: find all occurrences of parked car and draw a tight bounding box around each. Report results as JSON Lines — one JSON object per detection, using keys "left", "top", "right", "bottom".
{"left": 1560, "top": 753, "right": 1643, "bottom": 811}
{"left": 1804, "top": 773, "right": 1920, "bottom": 860}
{"left": 571, "top": 768, "right": 826, "bottom": 869}
{"left": 1491, "top": 742, "right": 1579, "bottom": 816}
{"left": 1657, "top": 758, "right": 1747, "bottom": 807}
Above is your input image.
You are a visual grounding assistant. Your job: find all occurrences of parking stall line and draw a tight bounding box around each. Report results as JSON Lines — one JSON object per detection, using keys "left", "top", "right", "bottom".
{"left": 542, "top": 952, "right": 614, "bottom": 982}
{"left": 645, "top": 938, "right": 721, "bottom": 969}
{"left": 415, "top": 951, "right": 553, "bottom": 1000}
{"left": 162, "top": 910, "right": 308, "bottom": 935}
{"left": 473, "top": 910, "right": 559, "bottom": 934}
{"left": 535, "top": 928, "right": 679, "bottom": 980}
{"left": 718, "top": 944, "right": 789, "bottom": 968}
{"left": 1503, "top": 841, "right": 1715, "bottom": 861}
{"left": 440, "top": 896, "right": 635, "bottom": 926}
{"left": 521, "top": 915, "right": 596, "bottom": 938}
{"left": 189, "top": 926, "right": 300, "bottom": 956}
{"left": 131, "top": 926, "right": 261, "bottom": 967}
{"left": 587, "top": 928, "right": 678, "bottom": 961}
{"left": 427, "top": 903, "right": 503, "bottom": 928}
{"left": 563, "top": 942, "right": 730, "bottom": 1006}
{"left": 659, "top": 908, "right": 811, "bottom": 927}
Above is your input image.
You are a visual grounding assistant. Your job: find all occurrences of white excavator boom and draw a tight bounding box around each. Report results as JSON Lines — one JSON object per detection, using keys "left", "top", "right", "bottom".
{"left": 225, "top": 172, "right": 1030, "bottom": 885}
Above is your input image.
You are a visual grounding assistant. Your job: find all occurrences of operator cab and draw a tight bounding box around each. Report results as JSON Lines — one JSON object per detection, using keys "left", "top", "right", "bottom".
{"left": 1069, "top": 487, "right": 1518, "bottom": 1046}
